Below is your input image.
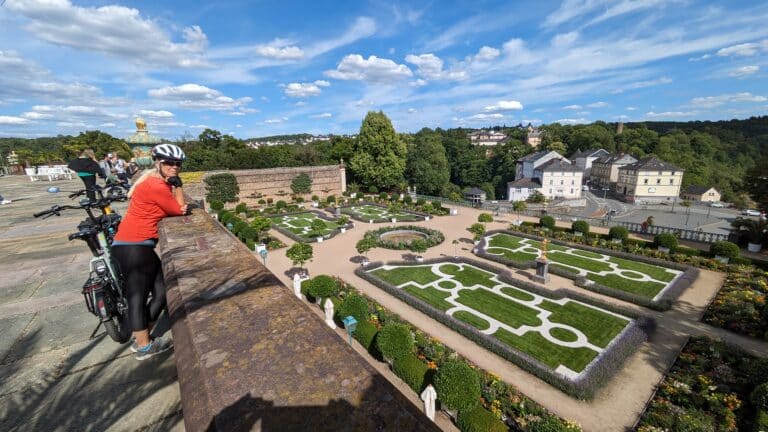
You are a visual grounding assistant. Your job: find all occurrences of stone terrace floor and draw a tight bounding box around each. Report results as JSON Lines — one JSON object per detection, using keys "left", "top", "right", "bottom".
{"left": 0, "top": 174, "right": 183, "bottom": 432}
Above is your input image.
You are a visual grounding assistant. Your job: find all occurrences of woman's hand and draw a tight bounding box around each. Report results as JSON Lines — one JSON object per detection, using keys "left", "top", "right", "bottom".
{"left": 166, "top": 176, "right": 183, "bottom": 187}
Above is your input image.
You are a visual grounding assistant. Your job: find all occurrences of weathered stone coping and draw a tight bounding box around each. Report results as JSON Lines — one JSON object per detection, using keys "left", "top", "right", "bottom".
{"left": 157, "top": 210, "right": 439, "bottom": 432}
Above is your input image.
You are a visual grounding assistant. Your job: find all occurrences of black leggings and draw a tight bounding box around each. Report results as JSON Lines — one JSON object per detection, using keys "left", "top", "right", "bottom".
{"left": 112, "top": 245, "right": 166, "bottom": 332}
{"left": 80, "top": 175, "right": 97, "bottom": 201}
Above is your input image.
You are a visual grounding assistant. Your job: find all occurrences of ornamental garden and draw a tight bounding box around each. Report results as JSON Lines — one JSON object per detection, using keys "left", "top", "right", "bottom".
{"left": 482, "top": 232, "right": 681, "bottom": 300}
{"left": 342, "top": 203, "right": 425, "bottom": 223}
{"left": 269, "top": 211, "right": 349, "bottom": 242}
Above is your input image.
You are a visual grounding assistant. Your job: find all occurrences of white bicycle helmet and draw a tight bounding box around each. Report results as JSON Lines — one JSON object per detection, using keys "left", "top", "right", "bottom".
{"left": 151, "top": 144, "right": 186, "bottom": 163}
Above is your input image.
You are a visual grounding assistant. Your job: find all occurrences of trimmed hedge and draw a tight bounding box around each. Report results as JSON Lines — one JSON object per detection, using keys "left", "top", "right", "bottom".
{"left": 364, "top": 225, "right": 444, "bottom": 250}
{"left": 540, "top": 215, "right": 556, "bottom": 230}
{"left": 306, "top": 275, "right": 338, "bottom": 299}
{"left": 338, "top": 201, "right": 430, "bottom": 223}
{"left": 358, "top": 256, "right": 654, "bottom": 399}
{"left": 434, "top": 359, "right": 481, "bottom": 411}
{"left": 609, "top": 226, "right": 629, "bottom": 241}
{"left": 352, "top": 320, "right": 378, "bottom": 353}
{"left": 710, "top": 241, "right": 740, "bottom": 260}
{"left": 392, "top": 354, "right": 429, "bottom": 393}
{"left": 376, "top": 322, "right": 414, "bottom": 362}
{"left": 478, "top": 229, "right": 698, "bottom": 311}
{"left": 457, "top": 405, "right": 507, "bottom": 432}
{"left": 268, "top": 210, "right": 353, "bottom": 243}
{"left": 338, "top": 294, "right": 369, "bottom": 323}
{"left": 478, "top": 213, "right": 493, "bottom": 223}
{"left": 654, "top": 233, "right": 679, "bottom": 250}
{"left": 204, "top": 172, "right": 240, "bottom": 203}
{"left": 752, "top": 382, "right": 768, "bottom": 410}
{"left": 572, "top": 220, "right": 590, "bottom": 234}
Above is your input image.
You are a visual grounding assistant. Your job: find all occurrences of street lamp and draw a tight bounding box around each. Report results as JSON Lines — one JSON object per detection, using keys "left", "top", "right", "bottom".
{"left": 259, "top": 248, "right": 268, "bottom": 265}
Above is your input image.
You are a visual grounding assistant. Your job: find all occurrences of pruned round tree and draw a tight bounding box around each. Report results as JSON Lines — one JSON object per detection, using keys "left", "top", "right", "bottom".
{"left": 350, "top": 111, "right": 407, "bottom": 190}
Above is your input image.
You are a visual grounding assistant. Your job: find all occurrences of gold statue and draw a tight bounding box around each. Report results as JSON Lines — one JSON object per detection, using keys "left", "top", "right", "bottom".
{"left": 541, "top": 238, "right": 548, "bottom": 261}
{"left": 135, "top": 117, "right": 147, "bottom": 131}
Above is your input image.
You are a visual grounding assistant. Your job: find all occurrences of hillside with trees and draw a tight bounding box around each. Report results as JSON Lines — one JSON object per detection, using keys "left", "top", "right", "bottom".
{"left": 2, "top": 115, "right": 766, "bottom": 208}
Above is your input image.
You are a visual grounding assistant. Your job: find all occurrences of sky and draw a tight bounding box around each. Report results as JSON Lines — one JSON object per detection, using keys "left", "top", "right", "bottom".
{"left": 0, "top": 0, "right": 767, "bottom": 140}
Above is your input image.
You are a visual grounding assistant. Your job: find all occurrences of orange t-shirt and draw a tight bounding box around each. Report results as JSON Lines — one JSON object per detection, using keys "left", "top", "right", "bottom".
{"left": 114, "top": 177, "right": 183, "bottom": 242}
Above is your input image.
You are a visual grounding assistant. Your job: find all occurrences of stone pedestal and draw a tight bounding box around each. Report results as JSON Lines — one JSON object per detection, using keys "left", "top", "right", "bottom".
{"left": 532, "top": 258, "right": 550, "bottom": 283}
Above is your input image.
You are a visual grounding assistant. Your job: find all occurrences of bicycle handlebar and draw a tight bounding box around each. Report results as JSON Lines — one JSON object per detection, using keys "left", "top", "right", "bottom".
{"left": 33, "top": 195, "right": 125, "bottom": 219}
{"left": 33, "top": 204, "right": 82, "bottom": 218}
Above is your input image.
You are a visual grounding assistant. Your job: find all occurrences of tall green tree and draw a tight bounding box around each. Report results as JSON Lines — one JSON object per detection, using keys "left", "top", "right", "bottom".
{"left": 746, "top": 154, "right": 768, "bottom": 211}
{"left": 406, "top": 128, "right": 450, "bottom": 195}
{"left": 350, "top": 111, "right": 407, "bottom": 190}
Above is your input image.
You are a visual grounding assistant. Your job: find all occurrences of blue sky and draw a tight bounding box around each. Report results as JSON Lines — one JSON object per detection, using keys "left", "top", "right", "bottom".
{"left": 0, "top": 0, "right": 767, "bottom": 140}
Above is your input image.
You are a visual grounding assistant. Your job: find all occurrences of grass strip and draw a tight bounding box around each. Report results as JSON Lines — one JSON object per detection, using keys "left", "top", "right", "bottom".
{"left": 452, "top": 310, "right": 490, "bottom": 331}
{"left": 607, "top": 256, "right": 677, "bottom": 282}
{"left": 456, "top": 289, "right": 541, "bottom": 329}
{"left": 402, "top": 284, "right": 454, "bottom": 311}
{"left": 494, "top": 329, "right": 598, "bottom": 372}
{"left": 500, "top": 286, "right": 536, "bottom": 302}
{"left": 539, "top": 300, "right": 629, "bottom": 348}
{"left": 548, "top": 252, "right": 613, "bottom": 273}
{"left": 372, "top": 266, "right": 440, "bottom": 286}
{"left": 549, "top": 327, "right": 578, "bottom": 342}
{"left": 587, "top": 273, "right": 665, "bottom": 299}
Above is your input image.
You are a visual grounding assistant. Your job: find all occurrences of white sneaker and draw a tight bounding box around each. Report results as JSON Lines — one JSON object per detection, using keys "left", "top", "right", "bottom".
{"left": 0, "top": 200, "right": 10, "bottom": 205}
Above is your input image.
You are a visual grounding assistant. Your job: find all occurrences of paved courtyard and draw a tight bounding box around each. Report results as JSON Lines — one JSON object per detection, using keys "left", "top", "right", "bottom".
{"left": 0, "top": 175, "right": 182, "bottom": 431}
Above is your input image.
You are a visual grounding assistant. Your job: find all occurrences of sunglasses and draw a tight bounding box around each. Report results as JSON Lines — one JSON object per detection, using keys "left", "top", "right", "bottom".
{"left": 161, "top": 161, "right": 183, "bottom": 167}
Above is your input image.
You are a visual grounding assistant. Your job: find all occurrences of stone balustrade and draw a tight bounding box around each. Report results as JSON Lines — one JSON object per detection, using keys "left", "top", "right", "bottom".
{"left": 157, "top": 210, "right": 438, "bottom": 432}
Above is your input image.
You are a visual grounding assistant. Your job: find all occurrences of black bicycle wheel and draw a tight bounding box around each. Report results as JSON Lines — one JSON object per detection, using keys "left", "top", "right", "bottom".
{"left": 103, "top": 311, "right": 131, "bottom": 343}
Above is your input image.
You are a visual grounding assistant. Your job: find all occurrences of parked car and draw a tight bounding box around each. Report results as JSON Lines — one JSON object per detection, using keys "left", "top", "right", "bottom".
{"left": 742, "top": 209, "right": 761, "bottom": 216}
{"left": 582, "top": 185, "right": 589, "bottom": 191}
{"left": 709, "top": 202, "right": 725, "bottom": 208}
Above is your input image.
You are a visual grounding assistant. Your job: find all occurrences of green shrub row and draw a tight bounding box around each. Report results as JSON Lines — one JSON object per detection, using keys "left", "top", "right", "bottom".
{"left": 362, "top": 225, "right": 445, "bottom": 251}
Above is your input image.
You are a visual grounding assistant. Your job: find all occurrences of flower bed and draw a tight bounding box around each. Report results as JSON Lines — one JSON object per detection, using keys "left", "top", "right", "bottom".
{"left": 340, "top": 202, "right": 427, "bottom": 223}
{"left": 364, "top": 225, "right": 444, "bottom": 250}
{"left": 637, "top": 336, "right": 768, "bottom": 432}
{"left": 312, "top": 276, "right": 585, "bottom": 431}
{"left": 356, "top": 257, "right": 654, "bottom": 400}
{"left": 702, "top": 265, "right": 768, "bottom": 340}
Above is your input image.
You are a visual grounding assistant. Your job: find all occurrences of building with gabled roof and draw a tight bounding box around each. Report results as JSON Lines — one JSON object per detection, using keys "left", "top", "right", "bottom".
{"left": 681, "top": 185, "right": 721, "bottom": 203}
{"left": 616, "top": 157, "right": 684, "bottom": 204}
{"left": 591, "top": 153, "right": 638, "bottom": 188}
{"left": 525, "top": 124, "right": 543, "bottom": 147}
{"left": 468, "top": 130, "right": 507, "bottom": 146}
{"left": 514, "top": 150, "right": 568, "bottom": 180}
{"left": 570, "top": 148, "right": 609, "bottom": 179}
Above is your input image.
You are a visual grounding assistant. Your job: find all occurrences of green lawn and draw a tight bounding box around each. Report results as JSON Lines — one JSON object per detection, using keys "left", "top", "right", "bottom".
{"left": 569, "top": 249, "right": 605, "bottom": 259}
{"left": 495, "top": 329, "right": 598, "bottom": 372}
{"left": 548, "top": 252, "right": 613, "bottom": 273}
{"left": 538, "top": 300, "right": 629, "bottom": 348}
{"left": 488, "top": 234, "right": 526, "bottom": 249}
{"left": 456, "top": 289, "right": 542, "bottom": 329}
{"left": 607, "top": 256, "right": 677, "bottom": 282}
{"left": 403, "top": 284, "right": 454, "bottom": 311}
{"left": 342, "top": 205, "right": 422, "bottom": 222}
{"left": 372, "top": 266, "right": 440, "bottom": 286}
{"left": 550, "top": 327, "right": 578, "bottom": 343}
{"left": 439, "top": 264, "right": 497, "bottom": 288}
{"left": 453, "top": 310, "right": 490, "bottom": 331}
{"left": 587, "top": 273, "right": 665, "bottom": 298}
{"left": 500, "top": 286, "right": 536, "bottom": 302}
{"left": 270, "top": 212, "right": 341, "bottom": 240}
{"left": 486, "top": 248, "right": 538, "bottom": 262}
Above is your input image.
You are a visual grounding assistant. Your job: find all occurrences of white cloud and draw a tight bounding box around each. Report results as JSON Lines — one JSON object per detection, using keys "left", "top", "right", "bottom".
{"left": 294, "top": 101, "right": 308, "bottom": 107}
{"left": 626, "top": 106, "right": 637, "bottom": 111}
{"left": 587, "top": 101, "right": 608, "bottom": 108}
{"left": 543, "top": 0, "right": 682, "bottom": 28}
{"left": 689, "top": 92, "right": 767, "bottom": 108}
{"left": 551, "top": 32, "right": 579, "bottom": 48}
{"left": 0, "top": 116, "right": 30, "bottom": 125}
{"left": 0, "top": 50, "right": 103, "bottom": 101}
{"left": 716, "top": 41, "right": 766, "bottom": 57}
{"left": 100, "top": 122, "right": 116, "bottom": 128}
{"left": 229, "top": 112, "right": 246, "bottom": 116}
{"left": 264, "top": 117, "right": 288, "bottom": 124}
{"left": 305, "top": 17, "right": 377, "bottom": 57}
{"left": 314, "top": 80, "right": 331, "bottom": 87}
{"left": 484, "top": 100, "right": 523, "bottom": 112}
{"left": 325, "top": 54, "right": 412, "bottom": 82}
{"left": 310, "top": 113, "right": 332, "bottom": 119}
{"left": 21, "top": 111, "right": 52, "bottom": 120}
{"left": 409, "top": 79, "right": 428, "bottom": 87}
{"left": 189, "top": 124, "right": 210, "bottom": 129}
{"left": 405, "top": 53, "right": 467, "bottom": 81}
{"left": 407, "top": 108, "right": 418, "bottom": 113}
{"left": 563, "top": 104, "right": 582, "bottom": 110}
{"left": 254, "top": 39, "right": 304, "bottom": 60}
{"left": 5, "top": 0, "right": 210, "bottom": 68}
{"left": 474, "top": 46, "right": 500, "bottom": 62}
{"left": 729, "top": 65, "right": 759, "bottom": 77}
{"left": 148, "top": 83, "right": 252, "bottom": 111}
{"left": 645, "top": 111, "right": 696, "bottom": 118}
{"left": 469, "top": 113, "right": 504, "bottom": 120}
{"left": 555, "top": 118, "right": 589, "bottom": 124}
{"left": 611, "top": 77, "right": 672, "bottom": 94}
{"left": 283, "top": 82, "right": 323, "bottom": 98}
{"left": 139, "top": 110, "right": 174, "bottom": 118}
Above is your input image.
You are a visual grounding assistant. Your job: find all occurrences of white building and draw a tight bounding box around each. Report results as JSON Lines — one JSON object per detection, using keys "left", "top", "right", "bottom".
{"left": 514, "top": 150, "right": 568, "bottom": 181}
{"left": 506, "top": 178, "right": 541, "bottom": 202}
{"left": 616, "top": 157, "right": 684, "bottom": 204}
{"left": 569, "top": 148, "right": 609, "bottom": 179}
{"left": 468, "top": 130, "right": 507, "bottom": 146}
{"left": 535, "top": 159, "right": 584, "bottom": 199}
{"left": 525, "top": 125, "right": 543, "bottom": 147}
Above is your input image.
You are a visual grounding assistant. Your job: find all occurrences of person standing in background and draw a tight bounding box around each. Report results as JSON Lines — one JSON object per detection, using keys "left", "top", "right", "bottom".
{"left": 112, "top": 154, "right": 127, "bottom": 181}
{"left": 99, "top": 154, "right": 113, "bottom": 179}
{"left": 67, "top": 149, "right": 103, "bottom": 201}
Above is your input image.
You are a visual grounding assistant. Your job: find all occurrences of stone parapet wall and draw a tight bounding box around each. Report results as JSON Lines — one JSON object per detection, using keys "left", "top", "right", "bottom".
{"left": 156, "top": 210, "right": 437, "bottom": 432}
{"left": 188, "top": 165, "right": 346, "bottom": 206}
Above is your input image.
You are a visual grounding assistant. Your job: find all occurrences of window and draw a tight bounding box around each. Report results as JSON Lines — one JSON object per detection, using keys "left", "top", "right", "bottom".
{"left": 657, "top": 178, "right": 661, "bottom": 184}
{"left": 644, "top": 179, "right": 648, "bottom": 184}
{"left": 516, "top": 188, "right": 522, "bottom": 193}
{"left": 670, "top": 179, "right": 674, "bottom": 185}
{"left": 560, "top": 180, "right": 564, "bottom": 185}
{"left": 549, "top": 189, "right": 552, "bottom": 194}
{"left": 549, "top": 180, "right": 553, "bottom": 185}
{"left": 571, "top": 180, "right": 575, "bottom": 185}
{"left": 570, "top": 188, "right": 574, "bottom": 194}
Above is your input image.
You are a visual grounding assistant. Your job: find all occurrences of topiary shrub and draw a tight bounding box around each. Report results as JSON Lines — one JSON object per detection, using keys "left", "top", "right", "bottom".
{"left": 245, "top": 239, "right": 255, "bottom": 251}
{"left": 752, "top": 382, "right": 768, "bottom": 410}
{"left": 378, "top": 191, "right": 388, "bottom": 201}
{"left": 416, "top": 198, "right": 426, "bottom": 206}
{"left": 434, "top": 359, "right": 481, "bottom": 412}
{"left": 432, "top": 200, "right": 442, "bottom": 210}
{"left": 609, "top": 226, "right": 629, "bottom": 242}
{"left": 352, "top": 320, "right": 378, "bottom": 353}
{"left": 539, "top": 215, "right": 556, "bottom": 230}
{"left": 654, "top": 233, "right": 678, "bottom": 251}
{"left": 205, "top": 173, "right": 240, "bottom": 203}
{"left": 477, "top": 213, "right": 493, "bottom": 223}
{"left": 456, "top": 405, "right": 507, "bottom": 432}
{"left": 367, "top": 185, "right": 378, "bottom": 194}
{"left": 258, "top": 199, "right": 266, "bottom": 205}
{"left": 327, "top": 195, "right": 336, "bottom": 204}
{"left": 393, "top": 354, "right": 429, "bottom": 393}
{"left": 710, "top": 241, "right": 740, "bottom": 260}
{"left": 209, "top": 200, "right": 224, "bottom": 211}
{"left": 403, "top": 195, "right": 413, "bottom": 205}
{"left": 571, "top": 220, "right": 590, "bottom": 234}
{"left": 235, "top": 202, "right": 247, "bottom": 214}
{"left": 376, "top": 323, "right": 414, "bottom": 362}
{"left": 338, "top": 293, "right": 369, "bottom": 323}
{"left": 307, "top": 275, "right": 338, "bottom": 299}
